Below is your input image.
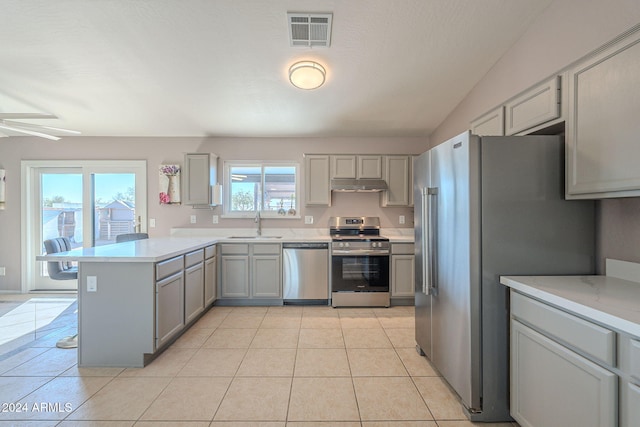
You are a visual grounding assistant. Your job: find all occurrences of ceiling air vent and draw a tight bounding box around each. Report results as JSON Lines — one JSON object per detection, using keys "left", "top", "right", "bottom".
{"left": 287, "top": 13, "right": 332, "bottom": 47}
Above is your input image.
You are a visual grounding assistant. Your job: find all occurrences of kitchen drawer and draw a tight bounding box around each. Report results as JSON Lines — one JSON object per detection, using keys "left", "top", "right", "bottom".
{"left": 185, "top": 248, "right": 204, "bottom": 267}
{"left": 204, "top": 245, "right": 216, "bottom": 259}
{"left": 156, "top": 255, "right": 184, "bottom": 281}
{"left": 511, "top": 291, "right": 615, "bottom": 364}
{"left": 391, "top": 243, "right": 414, "bottom": 255}
{"left": 220, "top": 244, "right": 249, "bottom": 255}
{"left": 253, "top": 243, "right": 281, "bottom": 255}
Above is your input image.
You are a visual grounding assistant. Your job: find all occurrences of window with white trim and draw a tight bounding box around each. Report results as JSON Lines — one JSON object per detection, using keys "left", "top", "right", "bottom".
{"left": 223, "top": 161, "right": 299, "bottom": 218}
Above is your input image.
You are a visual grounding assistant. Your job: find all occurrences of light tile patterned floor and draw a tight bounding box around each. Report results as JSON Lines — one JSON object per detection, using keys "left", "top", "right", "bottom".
{"left": 0, "top": 300, "right": 520, "bottom": 426}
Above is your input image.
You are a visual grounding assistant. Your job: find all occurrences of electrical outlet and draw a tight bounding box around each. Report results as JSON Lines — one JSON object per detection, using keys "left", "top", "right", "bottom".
{"left": 399, "top": 215, "right": 405, "bottom": 224}
{"left": 190, "top": 215, "right": 197, "bottom": 224}
{"left": 305, "top": 216, "right": 314, "bottom": 224}
{"left": 149, "top": 218, "right": 156, "bottom": 228}
{"left": 87, "top": 276, "right": 97, "bottom": 292}
{"left": 0, "top": 267, "right": 5, "bottom": 276}
{"left": 212, "top": 215, "right": 219, "bottom": 224}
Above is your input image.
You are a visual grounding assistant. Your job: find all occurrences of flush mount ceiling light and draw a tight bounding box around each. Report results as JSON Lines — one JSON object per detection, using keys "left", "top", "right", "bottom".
{"left": 0, "top": 113, "right": 81, "bottom": 140}
{"left": 289, "top": 61, "right": 326, "bottom": 90}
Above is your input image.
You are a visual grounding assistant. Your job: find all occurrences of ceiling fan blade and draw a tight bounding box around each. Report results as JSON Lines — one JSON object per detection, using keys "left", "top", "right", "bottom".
{"left": 0, "top": 113, "right": 57, "bottom": 120}
{"left": 2, "top": 120, "right": 81, "bottom": 135}
{"left": 0, "top": 123, "right": 60, "bottom": 140}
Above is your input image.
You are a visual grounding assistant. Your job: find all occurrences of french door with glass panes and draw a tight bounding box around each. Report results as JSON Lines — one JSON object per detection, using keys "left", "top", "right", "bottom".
{"left": 22, "top": 161, "right": 147, "bottom": 291}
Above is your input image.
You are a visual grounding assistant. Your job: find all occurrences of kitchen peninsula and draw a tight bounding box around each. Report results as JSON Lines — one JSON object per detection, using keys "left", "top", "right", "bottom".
{"left": 38, "top": 237, "right": 220, "bottom": 367}
{"left": 38, "top": 227, "right": 413, "bottom": 367}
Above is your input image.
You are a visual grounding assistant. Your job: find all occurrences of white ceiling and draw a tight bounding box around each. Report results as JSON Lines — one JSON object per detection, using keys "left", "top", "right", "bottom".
{"left": 0, "top": 0, "right": 553, "bottom": 138}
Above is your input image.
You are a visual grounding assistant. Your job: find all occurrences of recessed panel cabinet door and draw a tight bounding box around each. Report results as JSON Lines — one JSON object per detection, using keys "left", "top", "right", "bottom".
{"left": 382, "top": 156, "right": 411, "bottom": 206}
{"left": 252, "top": 255, "right": 281, "bottom": 298}
{"left": 566, "top": 29, "right": 640, "bottom": 198}
{"left": 156, "top": 271, "right": 184, "bottom": 349}
{"left": 510, "top": 320, "right": 617, "bottom": 427}
{"left": 305, "top": 155, "right": 331, "bottom": 206}
{"left": 221, "top": 256, "right": 250, "bottom": 298}
{"left": 471, "top": 106, "right": 505, "bottom": 136}
{"left": 204, "top": 255, "right": 216, "bottom": 307}
{"left": 184, "top": 262, "right": 204, "bottom": 324}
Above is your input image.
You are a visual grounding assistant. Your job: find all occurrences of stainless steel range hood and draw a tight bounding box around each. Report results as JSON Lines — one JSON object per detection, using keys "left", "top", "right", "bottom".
{"left": 331, "top": 178, "right": 388, "bottom": 192}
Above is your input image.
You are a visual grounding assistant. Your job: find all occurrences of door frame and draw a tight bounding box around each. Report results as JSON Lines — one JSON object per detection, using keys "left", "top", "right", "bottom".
{"left": 21, "top": 160, "right": 147, "bottom": 292}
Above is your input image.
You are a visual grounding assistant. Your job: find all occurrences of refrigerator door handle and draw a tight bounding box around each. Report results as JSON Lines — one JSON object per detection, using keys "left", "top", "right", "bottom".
{"left": 427, "top": 187, "right": 438, "bottom": 295}
{"left": 421, "top": 187, "right": 430, "bottom": 295}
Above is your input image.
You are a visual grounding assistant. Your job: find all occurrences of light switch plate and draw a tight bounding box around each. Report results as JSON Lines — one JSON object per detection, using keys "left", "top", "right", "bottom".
{"left": 87, "top": 276, "right": 97, "bottom": 292}
{"left": 304, "top": 216, "right": 314, "bottom": 224}
{"left": 149, "top": 218, "right": 156, "bottom": 228}
{"left": 0, "top": 267, "right": 5, "bottom": 276}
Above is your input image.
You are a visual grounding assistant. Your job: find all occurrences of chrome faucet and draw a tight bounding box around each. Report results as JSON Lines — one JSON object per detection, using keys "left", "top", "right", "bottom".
{"left": 254, "top": 210, "right": 262, "bottom": 236}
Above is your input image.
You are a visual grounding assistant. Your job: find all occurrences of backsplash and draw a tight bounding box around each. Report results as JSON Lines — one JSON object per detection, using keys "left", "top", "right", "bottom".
{"left": 596, "top": 197, "right": 640, "bottom": 274}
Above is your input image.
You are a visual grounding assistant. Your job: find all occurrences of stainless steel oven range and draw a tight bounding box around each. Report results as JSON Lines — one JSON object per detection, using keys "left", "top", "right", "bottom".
{"left": 329, "top": 216, "right": 390, "bottom": 307}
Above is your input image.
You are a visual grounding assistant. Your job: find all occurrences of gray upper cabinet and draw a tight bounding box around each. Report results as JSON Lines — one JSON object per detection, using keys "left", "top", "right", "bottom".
{"left": 504, "top": 75, "right": 561, "bottom": 135}
{"left": 331, "top": 155, "right": 357, "bottom": 179}
{"left": 470, "top": 75, "right": 562, "bottom": 138}
{"left": 566, "top": 28, "right": 640, "bottom": 199}
{"left": 470, "top": 106, "right": 505, "bottom": 136}
{"left": 304, "top": 154, "right": 331, "bottom": 206}
{"left": 183, "top": 153, "right": 219, "bottom": 205}
{"left": 357, "top": 155, "right": 383, "bottom": 179}
{"left": 306, "top": 152, "right": 411, "bottom": 207}
{"left": 330, "top": 155, "right": 383, "bottom": 179}
{"left": 382, "top": 155, "right": 411, "bottom": 206}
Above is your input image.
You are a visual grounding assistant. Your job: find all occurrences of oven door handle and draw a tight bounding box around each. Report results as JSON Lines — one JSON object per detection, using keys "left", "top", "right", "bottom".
{"left": 332, "top": 250, "right": 390, "bottom": 256}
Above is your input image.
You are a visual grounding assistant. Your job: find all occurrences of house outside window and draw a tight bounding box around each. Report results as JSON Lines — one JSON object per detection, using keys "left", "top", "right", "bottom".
{"left": 223, "top": 161, "right": 299, "bottom": 218}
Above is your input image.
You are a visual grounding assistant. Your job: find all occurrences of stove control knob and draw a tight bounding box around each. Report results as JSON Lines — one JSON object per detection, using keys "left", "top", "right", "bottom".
{"left": 338, "top": 242, "right": 344, "bottom": 248}
{"left": 345, "top": 242, "right": 350, "bottom": 248}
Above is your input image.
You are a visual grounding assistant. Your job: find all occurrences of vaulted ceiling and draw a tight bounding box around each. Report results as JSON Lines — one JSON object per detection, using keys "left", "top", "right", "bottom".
{"left": 0, "top": 0, "right": 553, "bottom": 138}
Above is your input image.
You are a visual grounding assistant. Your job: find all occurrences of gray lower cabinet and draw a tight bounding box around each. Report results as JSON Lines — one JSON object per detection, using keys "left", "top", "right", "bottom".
{"left": 391, "top": 243, "right": 415, "bottom": 298}
{"left": 619, "top": 335, "right": 640, "bottom": 427}
{"left": 184, "top": 249, "right": 205, "bottom": 325}
{"left": 156, "top": 255, "right": 186, "bottom": 349}
{"left": 221, "top": 255, "right": 250, "bottom": 297}
{"left": 510, "top": 291, "right": 618, "bottom": 427}
{"left": 220, "top": 243, "right": 281, "bottom": 300}
{"left": 204, "top": 245, "right": 217, "bottom": 307}
{"left": 252, "top": 255, "right": 281, "bottom": 298}
{"left": 156, "top": 271, "right": 185, "bottom": 349}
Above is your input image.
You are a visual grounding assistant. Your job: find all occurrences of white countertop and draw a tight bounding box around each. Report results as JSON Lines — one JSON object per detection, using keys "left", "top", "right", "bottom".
{"left": 170, "top": 227, "right": 414, "bottom": 243}
{"left": 38, "top": 228, "right": 414, "bottom": 263}
{"left": 37, "top": 237, "right": 220, "bottom": 263}
{"left": 501, "top": 274, "right": 640, "bottom": 338}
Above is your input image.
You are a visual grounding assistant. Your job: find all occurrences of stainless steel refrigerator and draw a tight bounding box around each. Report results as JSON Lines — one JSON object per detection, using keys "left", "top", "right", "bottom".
{"left": 414, "top": 131, "right": 595, "bottom": 422}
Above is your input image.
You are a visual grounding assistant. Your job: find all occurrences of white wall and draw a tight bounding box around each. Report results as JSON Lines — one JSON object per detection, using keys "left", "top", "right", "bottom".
{"left": 0, "top": 135, "right": 428, "bottom": 291}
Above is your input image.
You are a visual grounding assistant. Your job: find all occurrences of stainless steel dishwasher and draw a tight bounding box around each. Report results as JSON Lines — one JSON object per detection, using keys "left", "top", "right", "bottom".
{"left": 283, "top": 242, "right": 329, "bottom": 304}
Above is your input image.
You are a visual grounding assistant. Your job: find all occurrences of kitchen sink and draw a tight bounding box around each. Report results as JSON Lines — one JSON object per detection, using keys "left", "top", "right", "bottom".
{"left": 227, "top": 236, "right": 282, "bottom": 239}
